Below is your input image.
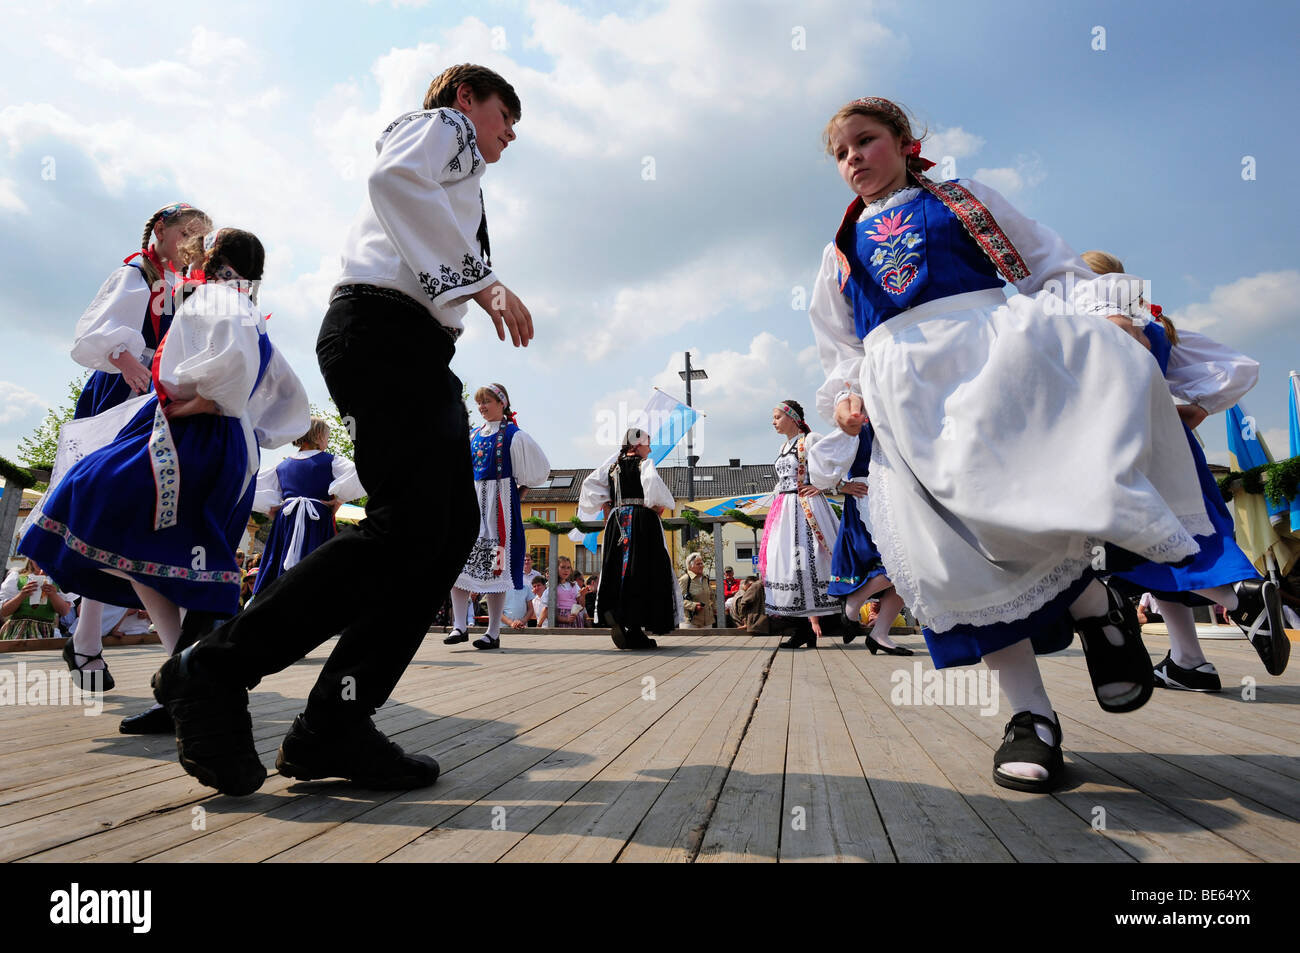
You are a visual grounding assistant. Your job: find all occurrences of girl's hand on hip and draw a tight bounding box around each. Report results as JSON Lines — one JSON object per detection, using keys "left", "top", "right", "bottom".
{"left": 163, "top": 396, "right": 219, "bottom": 420}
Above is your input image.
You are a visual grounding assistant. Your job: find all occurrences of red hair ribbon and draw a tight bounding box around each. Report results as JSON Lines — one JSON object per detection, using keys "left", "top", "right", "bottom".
{"left": 908, "top": 140, "right": 937, "bottom": 171}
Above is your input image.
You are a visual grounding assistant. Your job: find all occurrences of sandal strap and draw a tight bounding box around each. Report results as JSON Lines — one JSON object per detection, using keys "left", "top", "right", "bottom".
{"left": 69, "top": 646, "right": 106, "bottom": 666}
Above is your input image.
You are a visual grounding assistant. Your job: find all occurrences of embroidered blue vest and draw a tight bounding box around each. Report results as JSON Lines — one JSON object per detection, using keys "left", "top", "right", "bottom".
{"left": 841, "top": 187, "right": 1006, "bottom": 339}
{"left": 1142, "top": 320, "right": 1172, "bottom": 376}
{"left": 277, "top": 452, "right": 335, "bottom": 501}
{"left": 471, "top": 421, "right": 517, "bottom": 481}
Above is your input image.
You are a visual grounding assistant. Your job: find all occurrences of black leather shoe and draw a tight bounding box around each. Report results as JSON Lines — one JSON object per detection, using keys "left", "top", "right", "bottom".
{"left": 839, "top": 599, "right": 863, "bottom": 644}
{"left": 993, "top": 710, "right": 1064, "bottom": 793}
{"left": 442, "top": 628, "right": 469, "bottom": 645}
{"left": 1228, "top": 578, "right": 1290, "bottom": 676}
{"left": 1072, "top": 581, "right": 1154, "bottom": 713}
{"left": 119, "top": 705, "right": 174, "bottom": 734}
{"left": 63, "top": 639, "right": 115, "bottom": 692}
{"left": 276, "top": 714, "right": 440, "bottom": 789}
{"left": 779, "top": 626, "right": 816, "bottom": 649}
{"left": 472, "top": 635, "right": 500, "bottom": 650}
{"left": 625, "top": 628, "right": 658, "bottom": 650}
{"left": 152, "top": 645, "right": 265, "bottom": 796}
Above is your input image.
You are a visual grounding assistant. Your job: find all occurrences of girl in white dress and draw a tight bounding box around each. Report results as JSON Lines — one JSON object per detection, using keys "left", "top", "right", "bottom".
{"left": 64, "top": 203, "right": 212, "bottom": 691}
{"left": 758, "top": 400, "right": 841, "bottom": 648}
{"left": 22, "top": 228, "right": 309, "bottom": 731}
{"left": 444, "top": 384, "right": 550, "bottom": 649}
{"left": 810, "top": 97, "right": 1209, "bottom": 792}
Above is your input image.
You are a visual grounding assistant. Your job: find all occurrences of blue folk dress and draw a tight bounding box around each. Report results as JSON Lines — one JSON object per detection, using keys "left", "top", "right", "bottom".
{"left": 252, "top": 451, "right": 361, "bottom": 595}
{"left": 809, "top": 177, "right": 1210, "bottom": 668}
{"left": 22, "top": 285, "right": 309, "bottom": 616}
{"left": 1110, "top": 321, "right": 1259, "bottom": 603}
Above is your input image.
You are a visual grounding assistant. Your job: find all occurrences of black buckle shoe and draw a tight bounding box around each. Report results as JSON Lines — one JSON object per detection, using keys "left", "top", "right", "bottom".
{"left": 152, "top": 646, "right": 265, "bottom": 796}
{"left": 1153, "top": 652, "right": 1221, "bottom": 693}
{"left": 276, "top": 714, "right": 440, "bottom": 790}
{"left": 472, "top": 634, "right": 500, "bottom": 650}
{"left": 442, "top": 628, "right": 469, "bottom": 645}
{"left": 63, "top": 639, "right": 115, "bottom": 692}
{"left": 119, "top": 705, "right": 174, "bottom": 734}
{"left": 993, "top": 710, "right": 1064, "bottom": 793}
{"left": 1228, "top": 578, "right": 1290, "bottom": 676}
{"left": 1073, "top": 582, "right": 1154, "bottom": 713}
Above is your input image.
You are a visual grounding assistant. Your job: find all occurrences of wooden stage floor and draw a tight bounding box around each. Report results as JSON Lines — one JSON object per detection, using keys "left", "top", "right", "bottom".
{"left": 2, "top": 629, "right": 1298, "bottom": 862}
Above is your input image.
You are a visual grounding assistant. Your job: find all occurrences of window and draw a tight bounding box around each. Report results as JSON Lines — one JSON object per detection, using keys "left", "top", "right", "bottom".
{"left": 529, "top": 545, "right": 549, "bottom": 569}
{"left": 573, "top": 546, "right": 601, "bottom": 574}
{"left": 549, "top": 475, "right": 573, "bottom": 488}
{"left": 530, "top": 508, "right": 557, "bottom": 522}
{"left": 736, "top": 546, "right": 755, "bottom": 561}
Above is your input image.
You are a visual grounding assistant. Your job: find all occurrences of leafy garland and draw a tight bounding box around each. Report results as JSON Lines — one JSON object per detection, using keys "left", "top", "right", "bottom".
{"left": 0, "top": 455, "right": 36, "bottom": 490}
{"left": 723, "top": 508, "right": 766, "bottom": 530}
{"left": 1217, "top": 455, "right": 1300, "bottom": 506}
{"left": 524, "top": 514, "right": 589, "bottom": 535}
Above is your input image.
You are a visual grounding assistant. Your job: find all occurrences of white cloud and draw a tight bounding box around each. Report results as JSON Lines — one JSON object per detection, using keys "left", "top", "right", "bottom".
{"left": 0, "top": 381, "right": 47, "bottom": 425}
{"left": 1176, "top": 270, "right": 1300, "bottom": 339}
{"left": 972, "top": 154, "right": 1045, "bottom": 196}
{"left": 0, "top": 177, "right": 27, "bottom": 214}
{"left": 923, "top": 126, "right": 985, "bottom": 163}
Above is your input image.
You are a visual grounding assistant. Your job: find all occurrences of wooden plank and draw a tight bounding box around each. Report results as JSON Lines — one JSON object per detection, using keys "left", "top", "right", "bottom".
{"left": 831, "top": 646, "right": 1022, "bottom": 862}
{"left": 385, "top": 640, "right": 741, "bottom": 862}
{"left": 472, "top": 639, "right": 773, "bottom": 862}
{"left": 695, "top": 643, "right": 793, "bottom": 862}
{"left": 617, "top": 637, "right": 780, "bottom": 862}
{"left": 777, "top": 645, "right": 893, "bottom": 862}
{"left": 21, "top": 634, "right": 654, "bottom": 862}
{"left": 219, "top": 637, "right": 722, "bottom": 862}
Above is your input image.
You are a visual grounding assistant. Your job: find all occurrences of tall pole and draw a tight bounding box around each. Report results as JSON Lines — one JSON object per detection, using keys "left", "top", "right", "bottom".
{"left": 685, "top": 351, "right": 695, "bottom": 503}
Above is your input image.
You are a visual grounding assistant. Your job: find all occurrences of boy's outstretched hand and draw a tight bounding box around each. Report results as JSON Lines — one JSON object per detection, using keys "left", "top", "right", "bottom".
{"left": 473, "top": 281, "right": 534, "bottom": 347}
{"left": 835, "top": 387, "right": 867, "bottom": 436}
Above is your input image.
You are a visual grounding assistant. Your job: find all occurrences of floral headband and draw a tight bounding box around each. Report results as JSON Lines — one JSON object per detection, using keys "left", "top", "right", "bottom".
{"left": 776, "top": 403, "right": 804, "bottom": 425}
{"left": 157, "top": 202, "right": 197, "bottom": 221}
{"left": 485, "top": 383, "right": 517, "bottom": 423}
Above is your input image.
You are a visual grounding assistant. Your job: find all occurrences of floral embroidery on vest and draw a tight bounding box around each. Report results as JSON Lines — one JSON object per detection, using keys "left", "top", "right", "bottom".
{"left": 865, "top": 210, "right": 924, "bottom": 296}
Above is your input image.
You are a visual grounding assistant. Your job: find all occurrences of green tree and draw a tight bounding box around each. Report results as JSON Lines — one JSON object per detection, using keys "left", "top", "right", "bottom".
{"left": 17, "top": 373, "right": 89, "bottom": 471}
{"left": 310, "top": 400, "right": 356, "bottom": 459}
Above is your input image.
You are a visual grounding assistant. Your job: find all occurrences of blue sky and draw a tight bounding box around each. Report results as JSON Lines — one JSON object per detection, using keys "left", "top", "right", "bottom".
{"left": 2, "top": 0, "right": 1297, "bottom": 476}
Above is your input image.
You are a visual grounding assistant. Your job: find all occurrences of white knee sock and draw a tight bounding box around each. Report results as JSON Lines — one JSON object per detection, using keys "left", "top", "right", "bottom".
{"left": 983, "top": 639, "right": 1057, "bottom": 781}
{"left": 870, "top": 589, "right": 905, "bottom": 648}
{"left": 846, "top": 575, "right": 893, "bottom": 618}
{"left": 128, "top": 582, "right": 182, "bottom": 655}
{"left": 1157, "top": 599, "right": 1208, "bottom": 668}
{"left": 450, "top": 587, "right": 472, "bottom": 632}
{"left": 1192, "top": 584, "right": 1238, "bottom": 611}
{"left": 72, "top": 599, "right": 106, "bottom": 670}
{"left": 485, "top": 591, "right": 507, "bottom": 639}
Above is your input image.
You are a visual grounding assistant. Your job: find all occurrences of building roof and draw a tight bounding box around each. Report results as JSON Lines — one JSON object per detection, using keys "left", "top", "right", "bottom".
{"left": 524, "top": 463, "right": 777, "bottom": 505}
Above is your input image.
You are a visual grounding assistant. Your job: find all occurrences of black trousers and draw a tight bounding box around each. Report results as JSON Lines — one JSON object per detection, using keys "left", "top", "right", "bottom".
{"left": 189, "top": 292, "right": 478, "bottom": 728}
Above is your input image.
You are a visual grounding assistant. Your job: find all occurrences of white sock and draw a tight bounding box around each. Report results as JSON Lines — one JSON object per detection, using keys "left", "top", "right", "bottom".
{"left": 1156, "top": 599, "right": 1208, "bottom": 668}
{"left": 128, "top": 582, "right": 182, "bottom": 655}
{"left": 450, "top": 587, "right": 472, "bottom": 632}
{"left": 1192, "top": 584, "right": 1238, "bottom": 611}
{"left": 846, "top": 575, "right": 893, "bottom": 618}
{"left": 869, "top": 590, "right": 905, "bottom": 648}
{"left": 1068, "top": 580, "right": 1138, "bottom": 704}
{"left": 71, "top": 599, "right": 106, "bottom": 671}
{"left": 485, "top": 591, "right": 506, "bottom": 639}
{"left": 983, "top": 640, "right": 1058, "bottom": 781}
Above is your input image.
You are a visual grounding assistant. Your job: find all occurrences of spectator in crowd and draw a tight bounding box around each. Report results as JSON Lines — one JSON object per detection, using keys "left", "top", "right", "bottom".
{"left": 531, "top": 576, "right": 548, "bottom": 627}
{"left": 501, "top": 582, "right": 534, "bottom": 631}
{"left": 733, "top": 576, "right": 772, "bottom": 634}
{"left": 722, "top": 567, "right": 741, "bottom": 627}
{"left": 679, "top": 552, "right": 715, "bottom": 628}
{"left": 548, "top": 557, "right": 586, "bottom": 627}
{"left": 582, "top": 572, "right": 600, "bottom": 621}
{"left": 522, "top": 553, "right": 541, "bottom": 589}
{"left": 1, "top": 559, "right": 73, "bottom": 641}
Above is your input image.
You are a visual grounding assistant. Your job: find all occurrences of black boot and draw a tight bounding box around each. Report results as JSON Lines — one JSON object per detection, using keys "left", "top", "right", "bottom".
{"left": 276, "top": 714, "right": 440, "bottom": 789}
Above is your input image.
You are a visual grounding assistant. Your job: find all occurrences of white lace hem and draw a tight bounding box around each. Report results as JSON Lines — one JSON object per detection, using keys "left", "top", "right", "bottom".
{"left": 868, "top": 447, "right": 1208, "bottom": 634}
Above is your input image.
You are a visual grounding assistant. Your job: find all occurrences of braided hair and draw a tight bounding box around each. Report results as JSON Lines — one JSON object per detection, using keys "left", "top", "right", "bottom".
{"left": 778, "top": 399, "right": 811, "bottom": 434}
{"left": 138, "top": 203, "right": 211, "bottom": 285}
